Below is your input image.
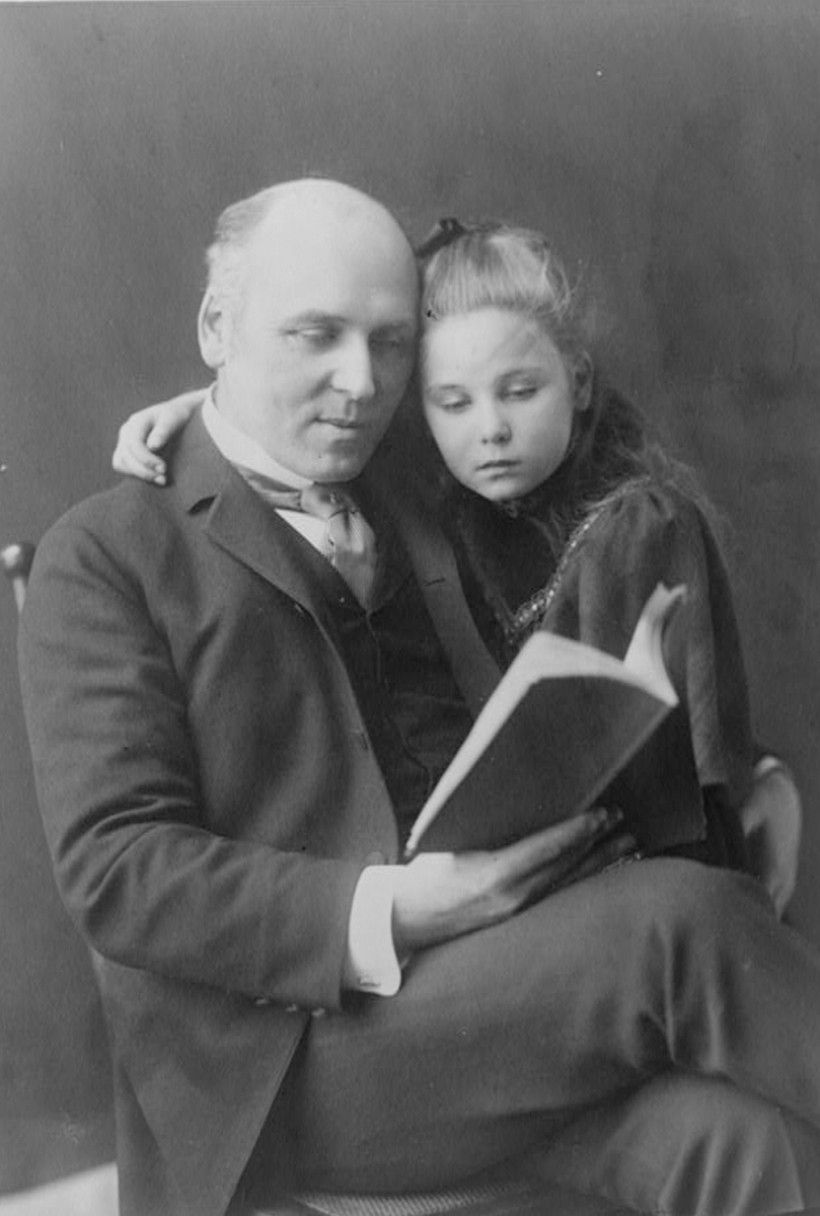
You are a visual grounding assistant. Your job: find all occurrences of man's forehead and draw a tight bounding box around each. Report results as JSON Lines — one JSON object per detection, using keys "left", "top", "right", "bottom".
{"left": 244, "top": 212, "right": 419, "bottom": 321}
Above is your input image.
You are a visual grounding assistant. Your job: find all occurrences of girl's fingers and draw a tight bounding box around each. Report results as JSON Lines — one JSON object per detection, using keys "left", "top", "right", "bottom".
{"left": 144, "top": 413, "right": 186, "bottom": 451}
{"left": 168, "top": 388, "right": 208, "bottom": 412}
{"left": 112, "top": 441, "right": 166, "bottom": 482}
{"left": 113, "top": 388, "right": 206, "bottom": 478}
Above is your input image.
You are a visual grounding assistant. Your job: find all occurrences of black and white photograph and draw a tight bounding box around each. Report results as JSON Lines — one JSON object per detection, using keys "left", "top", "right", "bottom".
{"left": 1, "top": 4, "right": 819, "bottom": 1214}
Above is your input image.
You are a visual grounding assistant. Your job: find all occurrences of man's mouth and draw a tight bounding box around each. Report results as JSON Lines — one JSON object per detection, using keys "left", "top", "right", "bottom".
{"left": 477, "top": 459, "right": 519, "bottom": 470}
{"left": 318, "top": 420, "right": 364, "bottom": 435}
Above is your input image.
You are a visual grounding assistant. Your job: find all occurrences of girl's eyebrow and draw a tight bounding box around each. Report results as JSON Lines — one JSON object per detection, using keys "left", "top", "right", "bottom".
{"left": 498, "top": 364, "right": 544, "bottom": 376}
{"left": 494, "top": 365, "right": 550, "bottom": 385}
{"left": 425, "top": 381, "right": 467, "bottom": 393}
{"left": 426, "top": 364, "right": 545, "bottom": 392}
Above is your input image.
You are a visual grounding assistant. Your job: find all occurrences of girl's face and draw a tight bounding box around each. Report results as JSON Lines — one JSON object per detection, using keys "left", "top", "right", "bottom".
{"left": 422, "top": 307, "right": 587, "bottom": 502}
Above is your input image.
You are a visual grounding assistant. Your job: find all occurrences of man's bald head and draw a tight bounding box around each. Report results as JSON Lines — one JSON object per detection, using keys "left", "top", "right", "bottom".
{"left": 198, "top": 179, "right": 420, "bottom": 480}
{"left": 205, "top": 178, "right": 416, "bottom": 314}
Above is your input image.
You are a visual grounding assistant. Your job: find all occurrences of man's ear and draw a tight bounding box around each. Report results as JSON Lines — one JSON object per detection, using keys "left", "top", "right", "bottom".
{"left": 573, "top": 352, "right": 594, "bottom": 412}
{"left": 198, "top": 291, "right": 231, "bottom": 369}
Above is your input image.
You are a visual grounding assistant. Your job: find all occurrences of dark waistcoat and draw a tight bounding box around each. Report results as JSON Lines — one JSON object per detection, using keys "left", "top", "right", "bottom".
{"left": 286, "top": 510, "right": 475, "bottom": 846}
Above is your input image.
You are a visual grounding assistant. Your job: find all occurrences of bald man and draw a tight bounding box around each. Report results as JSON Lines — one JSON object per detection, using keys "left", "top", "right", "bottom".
{"left": 19, "top": 180, "right": 820, "bottom": 1216}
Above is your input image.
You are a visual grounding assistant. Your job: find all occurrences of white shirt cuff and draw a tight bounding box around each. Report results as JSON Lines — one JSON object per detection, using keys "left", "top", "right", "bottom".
{"left": 343, "top": 865, "right": 403, "bottom": 997}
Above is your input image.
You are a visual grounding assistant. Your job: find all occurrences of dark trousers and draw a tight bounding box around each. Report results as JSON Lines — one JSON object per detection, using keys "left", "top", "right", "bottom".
{"left": 248, "top": 859, "right": 820, "bottom": 1214}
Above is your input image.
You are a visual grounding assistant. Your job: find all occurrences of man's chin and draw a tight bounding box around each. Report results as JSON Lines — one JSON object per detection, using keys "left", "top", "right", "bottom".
{"left": 312, "top": 437, "right": 385, "bottom": 482}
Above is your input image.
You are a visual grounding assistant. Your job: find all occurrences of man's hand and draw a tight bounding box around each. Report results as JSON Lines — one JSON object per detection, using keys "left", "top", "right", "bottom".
{"left": 112, "top": 389, "right": 206, "bottom": 483}
{"left": 392, "top": 808, "right": 637, "bottom": 953}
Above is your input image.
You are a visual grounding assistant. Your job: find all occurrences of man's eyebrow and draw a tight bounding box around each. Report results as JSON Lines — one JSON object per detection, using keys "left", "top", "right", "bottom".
{"left": 279, "top": 313, "right": 415, "bottom": 333}
{"left": 280, "top": 311, "right": 343, "bottom": 328}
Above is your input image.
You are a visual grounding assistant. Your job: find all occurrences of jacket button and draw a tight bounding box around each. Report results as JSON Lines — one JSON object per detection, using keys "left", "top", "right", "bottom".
{"left": 365, "top": 850, "right": 387, "bottom": 866}
{"left": 253, "top": 997, "right": 272, "bottom": 1008}
{"left": 310, "top": 1007, "right": 327, "bottom": 1019}
{"left": 285, "top": 1004, "right": 300, "bottom": 1014}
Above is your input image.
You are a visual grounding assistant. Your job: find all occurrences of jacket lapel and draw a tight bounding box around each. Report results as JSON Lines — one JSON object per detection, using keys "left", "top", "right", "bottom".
{"left": 172, "top": 410, "right": 337, "bottom": 627}
{"left": 206, "top": 483, "right": 338, "bottom": 626}
{"left": 364, "top": 450, "right": 502, "bottom": 714}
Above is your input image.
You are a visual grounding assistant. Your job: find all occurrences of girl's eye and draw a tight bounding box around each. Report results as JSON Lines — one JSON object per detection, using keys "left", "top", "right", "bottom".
{"left": 502, "top": 383, "right": 537, "bottom": 401}
{"left": 435, "top": 396, "right": 470, "bottom": 413}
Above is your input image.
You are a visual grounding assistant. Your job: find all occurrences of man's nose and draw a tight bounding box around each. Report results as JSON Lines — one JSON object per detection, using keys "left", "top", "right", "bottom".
{"left": 331, "top": 334, "right": 376, "bottom": 401}
{"left": 479, "top": 400, "right": 511, "bottom": 444}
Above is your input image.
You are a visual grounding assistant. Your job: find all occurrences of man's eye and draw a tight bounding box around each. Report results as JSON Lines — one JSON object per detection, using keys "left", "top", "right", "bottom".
{"left": 371, "top": 333, "right": 410, "bottom": 353}
{"left": 287, "top": 327, "right": 339, "bottom": 348}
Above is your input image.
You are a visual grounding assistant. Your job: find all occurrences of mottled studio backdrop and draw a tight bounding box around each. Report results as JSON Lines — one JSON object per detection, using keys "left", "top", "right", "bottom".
{"left": 1, "top": 0, "right": 818, "bottom": 1192}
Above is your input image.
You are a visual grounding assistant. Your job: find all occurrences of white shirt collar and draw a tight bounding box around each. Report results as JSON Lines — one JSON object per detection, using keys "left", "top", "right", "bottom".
{"left": 201, "top": 388, "right": 312, "bottom": 490}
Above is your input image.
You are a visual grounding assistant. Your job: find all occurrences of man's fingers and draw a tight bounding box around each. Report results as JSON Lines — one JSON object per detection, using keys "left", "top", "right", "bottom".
{"left": 499, "top": 806, "right": 623, "bottom": 879}
{"left": 562, "top": 831, "right": 641, "bottom": 887}
{"left": 394, "top": 814, "right": 639, "bottom": 950}
{"left": 515, "top": 829, "right": 639, "bottom": 908}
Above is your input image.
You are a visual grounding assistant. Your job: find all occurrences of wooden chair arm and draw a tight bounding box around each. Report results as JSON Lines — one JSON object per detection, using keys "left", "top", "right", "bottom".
{"left": 2, "top": 541, "right": 36, "bottom": 613}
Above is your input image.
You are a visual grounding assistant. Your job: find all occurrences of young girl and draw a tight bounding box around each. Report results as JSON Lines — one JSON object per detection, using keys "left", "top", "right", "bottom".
{"left": 416, "top": 219, "right": 753, "bottom": 869}
{"left": 112, "top": 219, "right": 762, "bottom": 872}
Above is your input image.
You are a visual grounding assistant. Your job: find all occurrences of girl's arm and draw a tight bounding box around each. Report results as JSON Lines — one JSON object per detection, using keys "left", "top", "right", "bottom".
{"left": 543, "top": 484, "right": 754, "bottom": 868}
{"left": 112, "top": 389, "right": 206, "bottom": 483}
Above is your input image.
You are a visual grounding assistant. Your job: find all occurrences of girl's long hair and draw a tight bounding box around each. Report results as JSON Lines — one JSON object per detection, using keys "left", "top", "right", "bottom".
{"left": 417, "top": 220, "right": 711, "bottom": 560}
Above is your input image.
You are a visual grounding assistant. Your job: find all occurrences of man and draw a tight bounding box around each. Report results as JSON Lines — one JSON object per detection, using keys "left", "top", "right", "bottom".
{"left": 19, "top": 179, "right": 820, "bottom": 1216}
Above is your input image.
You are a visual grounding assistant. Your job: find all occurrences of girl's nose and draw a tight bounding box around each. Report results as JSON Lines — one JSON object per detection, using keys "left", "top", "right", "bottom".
{"left": 479, "top": 403, "right": 512, "bottom": 445}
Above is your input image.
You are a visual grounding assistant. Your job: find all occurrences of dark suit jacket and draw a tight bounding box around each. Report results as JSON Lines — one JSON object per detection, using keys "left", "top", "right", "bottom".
{"left": 19, "top": 414, "right": 426, "bottom": 1216}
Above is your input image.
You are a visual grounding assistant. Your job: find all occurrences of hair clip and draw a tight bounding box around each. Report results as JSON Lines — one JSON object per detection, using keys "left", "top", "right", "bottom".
{"left": 414, "top": 216, "right": 468, "bottom": 260}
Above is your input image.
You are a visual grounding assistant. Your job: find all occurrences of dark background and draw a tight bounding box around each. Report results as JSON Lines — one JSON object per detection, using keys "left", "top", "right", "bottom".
{"left": 1, "top": 0, "right": 818, "bottom": 1192}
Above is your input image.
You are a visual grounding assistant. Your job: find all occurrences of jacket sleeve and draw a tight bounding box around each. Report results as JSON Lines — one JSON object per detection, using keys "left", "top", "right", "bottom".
{"left": 18, "top": 514, "right": 364, "bottom": 1011}
{"left": 562, "top": 485, "right": 754, "bottom": 808}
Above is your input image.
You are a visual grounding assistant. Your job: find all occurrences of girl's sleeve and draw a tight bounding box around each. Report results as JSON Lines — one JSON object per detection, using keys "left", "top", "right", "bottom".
{"left": 557, "top": 486, "right": 754, "bottom": 811}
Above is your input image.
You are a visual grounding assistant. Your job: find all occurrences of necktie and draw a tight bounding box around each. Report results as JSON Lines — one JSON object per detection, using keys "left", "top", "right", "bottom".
{"left": 298, "top": 483, "right": 378, "bottom": 610}
{"left": 236, "top": 466, "right": 378, "bottom": 609}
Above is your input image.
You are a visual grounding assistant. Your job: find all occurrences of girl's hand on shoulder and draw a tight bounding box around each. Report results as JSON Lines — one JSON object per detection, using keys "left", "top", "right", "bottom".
{"left": 112, "top": 389, "right": 207, "bottom": 483}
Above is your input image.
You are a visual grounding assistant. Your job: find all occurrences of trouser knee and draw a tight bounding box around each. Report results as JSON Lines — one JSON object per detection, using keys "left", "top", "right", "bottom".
{"left": 618, "top": 857, "right": 770, "bottom": 943}
{"left": 533, "top": 1074, "right": 820, "bottom": 1216}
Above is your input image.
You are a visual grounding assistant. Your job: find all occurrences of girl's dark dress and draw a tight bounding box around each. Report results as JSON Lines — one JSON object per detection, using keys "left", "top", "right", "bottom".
{"left": 448, "top": 472, "right": 754, "bottom": 869}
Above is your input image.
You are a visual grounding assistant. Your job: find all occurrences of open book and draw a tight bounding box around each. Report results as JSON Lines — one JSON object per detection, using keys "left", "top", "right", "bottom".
{"left": 406, "top": 583, "right": 705, "bottom": 857}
